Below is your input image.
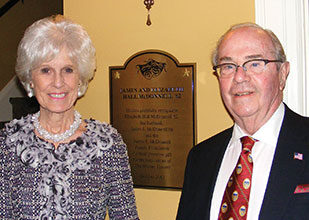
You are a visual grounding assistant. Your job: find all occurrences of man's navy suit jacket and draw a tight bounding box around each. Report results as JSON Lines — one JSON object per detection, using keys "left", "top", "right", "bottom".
{"left": 177, "top": 105, "right": 309, "bottom": 220}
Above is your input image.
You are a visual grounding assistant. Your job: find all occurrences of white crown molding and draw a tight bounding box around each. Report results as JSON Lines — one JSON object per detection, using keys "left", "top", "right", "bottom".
{"left": 0, "top": 76, "right": 18, "bottom": 100}
{"left": 0, "top": 76, "right": 26, "bottom": 121}
{"left": 255, "top": 0, "right": 309, "bottom": 116}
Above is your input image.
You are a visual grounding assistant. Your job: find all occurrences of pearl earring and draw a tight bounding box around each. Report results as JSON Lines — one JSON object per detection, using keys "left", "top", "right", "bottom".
{"left": 26, "top": 83, "right": 34, "bottom": 97}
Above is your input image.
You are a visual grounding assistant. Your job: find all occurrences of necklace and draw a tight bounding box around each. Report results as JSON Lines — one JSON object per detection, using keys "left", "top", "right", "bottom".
{"left": 32, "top": 110, "right": 82, "bottom": 143}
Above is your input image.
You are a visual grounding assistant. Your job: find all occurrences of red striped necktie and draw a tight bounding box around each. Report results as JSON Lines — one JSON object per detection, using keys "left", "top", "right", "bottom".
{"left": 218, "top": 136, "right": 257, "bottom": 219}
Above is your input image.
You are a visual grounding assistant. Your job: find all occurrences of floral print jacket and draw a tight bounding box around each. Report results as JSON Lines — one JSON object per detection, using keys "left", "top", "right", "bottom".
{"left": 0, "top": 115, "right": 139, "bottom": 220}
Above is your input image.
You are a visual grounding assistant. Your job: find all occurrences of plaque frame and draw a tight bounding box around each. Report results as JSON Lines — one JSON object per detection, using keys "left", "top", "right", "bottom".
{"left": 109, "top": 49, "right": 196, "bottom": 189}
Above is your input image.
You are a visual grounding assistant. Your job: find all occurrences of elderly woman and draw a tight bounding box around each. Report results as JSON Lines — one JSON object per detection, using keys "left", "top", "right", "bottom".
{"left": 0, "top": 15, "right": 139, "bottom": 219}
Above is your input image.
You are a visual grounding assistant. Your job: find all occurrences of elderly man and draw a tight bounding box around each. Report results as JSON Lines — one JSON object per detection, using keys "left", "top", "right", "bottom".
{"left": 176, "top": 23, "right": 309, "bottom": 220}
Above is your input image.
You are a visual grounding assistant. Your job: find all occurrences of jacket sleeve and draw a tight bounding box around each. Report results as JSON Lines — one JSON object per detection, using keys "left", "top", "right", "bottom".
{"left": 105, "top": 128, "right": 139, "bottom": 220}
{"left": 176, "top": 148, "right": 194, "bottom": 220}
{"left": 0, "top": 130, "right": 13, "bottom": 219}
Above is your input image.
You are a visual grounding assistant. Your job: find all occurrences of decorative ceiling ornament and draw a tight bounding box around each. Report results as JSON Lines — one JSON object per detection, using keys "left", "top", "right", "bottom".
{"left": 144, "top": 0, "right": 154, "bottom": 26}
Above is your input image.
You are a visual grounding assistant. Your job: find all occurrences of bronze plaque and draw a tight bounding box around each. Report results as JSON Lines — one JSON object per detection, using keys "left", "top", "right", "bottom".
{"left": 110, "top": 50, "right": 196, "bottom": 188}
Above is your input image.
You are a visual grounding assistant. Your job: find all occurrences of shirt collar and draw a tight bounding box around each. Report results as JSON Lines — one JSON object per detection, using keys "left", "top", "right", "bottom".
{"left": 230, "top": 102, "right": 285, "bottom": 147}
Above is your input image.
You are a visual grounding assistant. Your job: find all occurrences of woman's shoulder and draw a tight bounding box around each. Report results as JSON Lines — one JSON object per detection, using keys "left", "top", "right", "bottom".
{"left": 83, "top": 118, "right": 127, "bottom": 154}
{"left": 2, "top": 114, "right": 33, "bottom": 135}
{"left": 85, "top": 118, "right": 121, "bottom": 137}
{"left": 0, "top": 116, "right": 32, "bottom": 162}
{"left": 0, "top": 115, "right": 34, "bottom": 151}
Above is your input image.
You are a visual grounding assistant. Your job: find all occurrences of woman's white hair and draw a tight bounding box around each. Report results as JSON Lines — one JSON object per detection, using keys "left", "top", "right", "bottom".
{"left": 15, "top": 14, "right": 96, "bottom": 97}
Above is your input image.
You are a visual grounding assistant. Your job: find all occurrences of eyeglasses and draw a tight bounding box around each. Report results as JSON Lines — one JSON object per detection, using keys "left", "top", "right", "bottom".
{"left": 213, "top": 59, "right": 283, "bottom": 78}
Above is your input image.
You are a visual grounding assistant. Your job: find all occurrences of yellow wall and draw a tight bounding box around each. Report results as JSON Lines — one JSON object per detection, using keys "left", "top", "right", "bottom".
{"left": 64, "top": 1, "right": 254, "bottom": 219}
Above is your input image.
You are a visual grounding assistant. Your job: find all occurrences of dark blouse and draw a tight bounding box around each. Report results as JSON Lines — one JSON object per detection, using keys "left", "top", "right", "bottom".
{"left": 0, "top": 114, "right": 139, "bottom": 219}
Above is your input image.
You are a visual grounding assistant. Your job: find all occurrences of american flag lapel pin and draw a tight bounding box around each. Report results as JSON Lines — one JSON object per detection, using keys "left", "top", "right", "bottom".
{"left": 294, "top": 152, "right": 303, "bottom": 160}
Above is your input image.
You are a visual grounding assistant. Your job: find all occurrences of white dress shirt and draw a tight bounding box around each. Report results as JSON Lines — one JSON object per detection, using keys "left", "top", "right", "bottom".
{"left": 210, "top": 103, "right": 285, "bottom": 220}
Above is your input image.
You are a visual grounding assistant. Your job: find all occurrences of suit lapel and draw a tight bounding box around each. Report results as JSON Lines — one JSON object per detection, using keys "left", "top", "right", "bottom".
{"left": 203, "top": 128, "right": 233, "bottom": 219}
{"left": 208, "top": 131, "right": 232, "bottom": 199}
{"left": 183, "top": 127, "right": 232, "bottom": 220}
{"left": 259, "top": 107, "right": 307, "bottom": 219}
